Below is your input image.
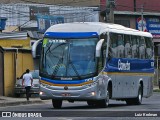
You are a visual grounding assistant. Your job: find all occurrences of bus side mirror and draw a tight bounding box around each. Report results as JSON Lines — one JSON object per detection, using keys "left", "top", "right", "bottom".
{"left": 32, "top": 39, "right": 42, "bottom": 59}
{"left": 96, "top": 39, "right": 104, "bottom": 57}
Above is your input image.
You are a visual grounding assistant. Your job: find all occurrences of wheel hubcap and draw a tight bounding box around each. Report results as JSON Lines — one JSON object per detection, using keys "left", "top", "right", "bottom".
{"left": 139, "top": 90, "right": 142, "bottom": 102}
{"left": 106, "top": 91, "right": 109, "bottom": 106}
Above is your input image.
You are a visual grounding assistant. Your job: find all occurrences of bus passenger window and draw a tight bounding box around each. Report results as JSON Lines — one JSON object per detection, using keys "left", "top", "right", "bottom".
{"left": 124, "top": 35, "right": 131, "bottom": 58}
{"left": 145, "top": 37, "right": 153, "bottom": 59}
{"left": 139, "top": 37, "right": 146, "bottom": 59}
{"left": 131, "top": 36, "right": 139, "bottom": 58}
{"left": 117, "top": 34, "right": 124, "bottom": 58}
{"left": 109, "top": 33, "right": 118, "bottom": 58}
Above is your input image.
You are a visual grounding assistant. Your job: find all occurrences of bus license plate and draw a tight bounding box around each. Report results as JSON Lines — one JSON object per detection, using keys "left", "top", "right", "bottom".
{"left": 62, "top": 93, "right": 70, "bottom": 96}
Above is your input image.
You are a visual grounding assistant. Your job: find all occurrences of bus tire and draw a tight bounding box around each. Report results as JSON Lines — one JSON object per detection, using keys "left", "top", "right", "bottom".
{"left": 96, "top": 90, "right": 109, "bottom": 108}
{"left": 134, "top": 84, "right": 143, "bottom": 105}
{"left": 14, "top": 93, "right": 21, "bottom": 97}
{"left": 52, "top": 99, "right": 62, "bottom": 109}
{"left": 126, "top": 99, "right": 133, "bottom": 105}
{"left": 87, "top": 101, "right": 96, "bottom": 106}
{"left": 126, "top": 84, "right": 143, "bottom": 105}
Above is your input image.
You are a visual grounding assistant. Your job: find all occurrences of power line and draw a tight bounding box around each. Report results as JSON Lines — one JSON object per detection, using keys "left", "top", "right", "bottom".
{"left": 18, "top": 0, "right": 98, "bottom": 14}
{"left": 12, "top": 19, "right": 31, "bottom": 31}
{"left": 0, "top": 3, "right": 96, "bottom": 16}
{"left": 0, "top": 1, "right": 99, "bottom": 29}
{"left": 0, "top": 5, "right": 30, "bottom": 17}
{"left": 0, "top": 4, "right": 98, "bottom": 29}
{"left": 0, "top": 5, "right": 96, "bottom": 21}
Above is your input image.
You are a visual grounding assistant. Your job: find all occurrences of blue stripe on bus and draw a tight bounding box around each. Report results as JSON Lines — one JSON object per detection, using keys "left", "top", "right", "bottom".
{"left": 44, "top": 32, "right": 98, "bottom": 38}
{"left": 105, "top": 58, "right": 154, "bottom": 73}
{"left": 41, "top": 77, "right": 87, "bottom": 84}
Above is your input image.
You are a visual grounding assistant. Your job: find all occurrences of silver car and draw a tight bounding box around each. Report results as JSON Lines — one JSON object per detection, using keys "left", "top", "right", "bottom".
{"left": 14, "top": 70, "right": 40, "bottom": 97}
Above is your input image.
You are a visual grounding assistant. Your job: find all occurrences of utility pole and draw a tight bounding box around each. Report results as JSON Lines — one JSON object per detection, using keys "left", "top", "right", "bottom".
{"left": 157, "top": 56, "right": 159, "bottom": 86}
{"left": 105, "top": 0, "right": 115, "bottom": 23}
{"left": 109, "top": 0, "right": 115, "bottom": 23}
{"left": 105, "top": 0, "right": 109, "bottom": 22}
{"left": 134, "top": 0, "right": 136, "bottom": 12}
{"left": 141, "top": 4, "right": 144, "bottom": 31}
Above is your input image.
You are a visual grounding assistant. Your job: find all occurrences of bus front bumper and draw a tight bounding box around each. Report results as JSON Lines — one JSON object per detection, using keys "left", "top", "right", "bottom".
{"left": 39, "top": 85, "right": 105, "bottom": 101}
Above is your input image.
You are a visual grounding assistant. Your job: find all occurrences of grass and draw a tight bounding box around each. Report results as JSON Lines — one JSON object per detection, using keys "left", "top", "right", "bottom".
{"left": 153, "top": 89, "right": 160, "bottom": 92}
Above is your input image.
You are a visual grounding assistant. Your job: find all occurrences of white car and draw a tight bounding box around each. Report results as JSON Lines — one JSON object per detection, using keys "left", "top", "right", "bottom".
{"left": 14, "top": 70, "right": 40, "bottom": 97}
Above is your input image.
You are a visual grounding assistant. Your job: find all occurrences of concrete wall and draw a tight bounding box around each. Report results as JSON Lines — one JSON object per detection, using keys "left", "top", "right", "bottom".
{"left": 2, "top": 49, "right": 34, "bottom": 96}
{"left": 3, "top": 26, "right": 19, "bottom": 32}
{"left": 116, "top": 0, "right": 160, "bottom": 12}
{"left": 115, "top": 15, "right": 136, "bottom": 29}
{"left": 0, "top": 38, "right": 30, "bottom": 48}
{"left": 4, "top": 51, "right": 16, "bottom": 96}
{"left": 16, "top": 52, "right": 34, "bottom": 78}
{"left": 27, "top": 0, "right": 100, "bottom": 7}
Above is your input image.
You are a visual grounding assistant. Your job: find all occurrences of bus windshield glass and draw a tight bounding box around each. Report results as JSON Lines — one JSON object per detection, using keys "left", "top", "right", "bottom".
{"left": 40, "top": 38, "right": 98, "bottom": 79}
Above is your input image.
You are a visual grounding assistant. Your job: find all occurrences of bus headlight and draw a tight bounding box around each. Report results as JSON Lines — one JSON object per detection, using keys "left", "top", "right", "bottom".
{"left": 91, "top": 91, "right": 96, "bottom": 96}
{"left": 39, "top": 91, "right": 45, "bottom": 95}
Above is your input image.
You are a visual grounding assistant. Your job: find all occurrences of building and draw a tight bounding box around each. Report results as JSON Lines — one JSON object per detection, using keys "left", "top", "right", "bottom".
{"left": 0, "top": 47, "right": 34, "bottom": 96}
{"left": 113, "top": 0, "right": 160, "bottom": 52}
{"left": 18, "top": 0, "right": 100, "bottom": 7}
{"left": 0, "top": 3, "right": 99, "bottom": 32}
{"left": 0, "top": 32, "right": 34, "bottom": 96}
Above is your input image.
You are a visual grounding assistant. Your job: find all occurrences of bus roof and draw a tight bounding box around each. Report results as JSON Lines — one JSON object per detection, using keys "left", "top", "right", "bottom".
{"left": 45, "top": 22, "right": 153, "bottom": 38}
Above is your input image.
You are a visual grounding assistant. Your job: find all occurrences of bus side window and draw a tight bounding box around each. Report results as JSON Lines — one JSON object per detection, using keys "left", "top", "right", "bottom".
{"left": 145, "top": 37, "right": 153, "bottom": 59}
{"left": 139, "top": 37, "right": 146, "bottom": 59}
{"left": 109, "top": 33, "right": 118, "bottom": 58}
{"left": 124, "top": 35, "right": 131, "bottom": 58}
{"left": 131, "top": 36, "right": 139, "bottom": 58}
{"left": 117, "top": 34, "right": 124, "bottom": 58}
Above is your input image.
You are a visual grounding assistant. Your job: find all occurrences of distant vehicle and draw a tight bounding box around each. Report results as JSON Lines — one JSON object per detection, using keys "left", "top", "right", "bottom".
{"left": 14, "top": 70, "right": 40, "bottom": 97}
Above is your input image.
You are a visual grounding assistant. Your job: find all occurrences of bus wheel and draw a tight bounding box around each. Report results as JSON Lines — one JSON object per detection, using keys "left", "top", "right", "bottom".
{"left": 52, "top": 99, "right": 62, "bottom": 109}
{"left": 134, "top": 84, "right": 143, "bottom": 105}
{"left": 126, "top": 84, "right": 143, "bottom": 105}
{"left": 126, "top": 99, "right": 133, "bottom": 105}
{"left": 105, "top": 90, "right": 110, "bottom": 107}
{"left": 96, "top": 90, "right": 109, "bottom": 108}
{"left": 14, "top": 93, "right": 21, "bottom": 98}
{"left": 87, "top": 101, "right": 96, "bottom": 106}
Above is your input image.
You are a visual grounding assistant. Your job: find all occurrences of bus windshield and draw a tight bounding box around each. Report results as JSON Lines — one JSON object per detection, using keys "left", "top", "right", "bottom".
{"left": 40, "top": 38, "right": 98, "bottom": 79}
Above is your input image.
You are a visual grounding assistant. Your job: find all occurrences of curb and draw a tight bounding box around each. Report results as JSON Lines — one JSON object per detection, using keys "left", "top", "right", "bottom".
{"left": 0, "top": 100, "right": 44, "bottom": 107}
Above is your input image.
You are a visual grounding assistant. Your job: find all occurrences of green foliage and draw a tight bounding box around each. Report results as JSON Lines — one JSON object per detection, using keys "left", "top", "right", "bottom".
{"left": 153, "top": 89, "right": 160, "bottom": 92}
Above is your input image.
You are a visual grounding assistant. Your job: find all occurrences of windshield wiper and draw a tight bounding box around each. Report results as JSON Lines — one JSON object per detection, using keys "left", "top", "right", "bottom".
{"left": 52, "top": 44, "right": 66, "bottom": 77}
{"left": 52, "top": 57, "right": 63, "bottom": 78}
{"left": 46, "top": 43, "right": 67, "bottom": 57}
{"left": 69, "top": 60, "right": 82, "bottom": 79}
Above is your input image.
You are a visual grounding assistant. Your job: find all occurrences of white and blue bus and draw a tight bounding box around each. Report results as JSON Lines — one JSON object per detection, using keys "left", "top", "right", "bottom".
{"left": 38, "top": 22, "right": 154, "bottom": 108}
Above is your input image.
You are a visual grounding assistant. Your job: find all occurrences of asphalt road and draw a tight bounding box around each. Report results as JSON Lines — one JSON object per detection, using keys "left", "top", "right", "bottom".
{"left": 0, "top": 93, "right": 160, "bottom": 120}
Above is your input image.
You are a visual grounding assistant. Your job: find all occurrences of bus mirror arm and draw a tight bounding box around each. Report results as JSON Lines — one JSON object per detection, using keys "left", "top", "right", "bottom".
{"left": 108, "top": 49, "right": 112, "bottom": 61}
{"left": 96, "top": 39, "right": 104, "bottom": 57}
